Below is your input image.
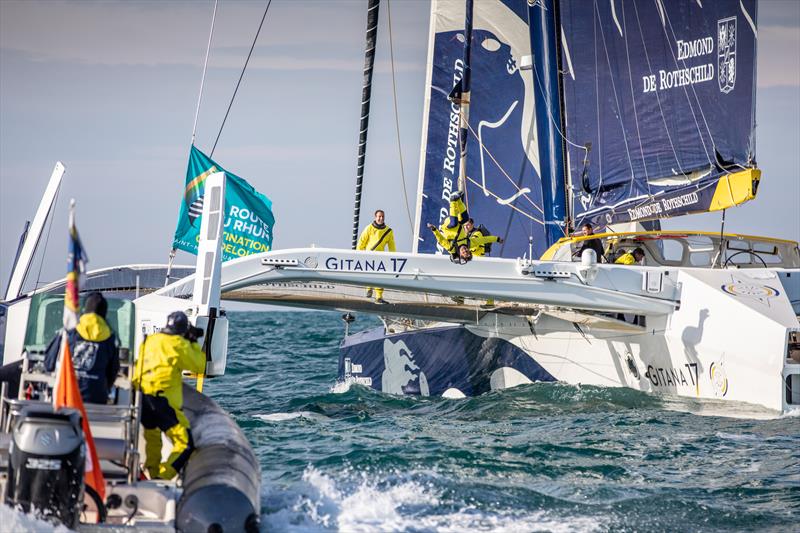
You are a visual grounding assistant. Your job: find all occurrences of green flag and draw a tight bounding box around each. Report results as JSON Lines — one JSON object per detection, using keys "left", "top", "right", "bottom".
{"left": 173, "top": 145, "right": 275, "bottom": 260}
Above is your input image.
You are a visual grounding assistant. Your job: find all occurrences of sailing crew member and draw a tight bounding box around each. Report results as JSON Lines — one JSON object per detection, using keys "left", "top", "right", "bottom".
{"left": 463, "top": 218, "right": 502, "bottom": 257}
{"left": 577, "top": 222, "right": 605, "bottom": 262}
{"left": 357, "top": 209, "right": 396, "bottom": 304}
{"left": 427, "top": 192, "right": 501, "bottom": 263}
{"left": 426, "top": 190, "right": 470, "bottom": 262}
{"left": 133, "top": 311, "right": 205, "bottom": 479}
{"left": 615, "top": 247, "right": 646, "bottom": 265}
{"left": 44, "top": 291, "right": 120, "bottom": 404}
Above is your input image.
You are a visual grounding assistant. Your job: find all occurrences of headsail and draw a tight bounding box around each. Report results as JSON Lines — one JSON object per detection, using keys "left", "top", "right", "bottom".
{"left": 414, "top": 0, "right": 549, "bottom": 259}
{"left": 560, "top": 0, "right": 759, "bottom": 227}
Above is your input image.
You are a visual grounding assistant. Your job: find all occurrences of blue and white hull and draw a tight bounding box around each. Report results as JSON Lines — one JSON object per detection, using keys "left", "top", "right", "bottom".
{"left": 338, "top": 324, "right": 555, "bottom": 398}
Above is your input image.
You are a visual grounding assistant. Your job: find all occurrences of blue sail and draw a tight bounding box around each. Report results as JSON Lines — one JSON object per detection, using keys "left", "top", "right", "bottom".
{"left": 414, "top": 0, "right": 550, "bottom": 259}
{"left": 559, "top": 0, "right": 759, "bottom": 227}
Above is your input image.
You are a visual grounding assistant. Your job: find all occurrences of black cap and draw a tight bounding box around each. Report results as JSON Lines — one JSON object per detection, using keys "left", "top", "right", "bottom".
{"left": 163, "top": 311, "right": 189, "bottom": 335}
{"left": 83, "top": 292, "right": 108, "bottom": 318}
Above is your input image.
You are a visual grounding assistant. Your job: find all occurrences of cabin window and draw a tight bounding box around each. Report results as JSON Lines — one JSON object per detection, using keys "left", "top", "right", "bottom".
{"left": 659, "top": 239, "right": 685, "bottom": 262}
{"left": 689, "top": 252, "right": 712, "bottom": 266}
{"left": 727, "top": 240, "right": 750, "bottom": 252}
{"left": 752, "top": 243, "right": 782, "bottom": 264}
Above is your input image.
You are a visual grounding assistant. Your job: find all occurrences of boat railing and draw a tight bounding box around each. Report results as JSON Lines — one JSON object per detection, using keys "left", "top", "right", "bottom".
{"left": 543, "top": 231, "right": 800, "bottom": 269}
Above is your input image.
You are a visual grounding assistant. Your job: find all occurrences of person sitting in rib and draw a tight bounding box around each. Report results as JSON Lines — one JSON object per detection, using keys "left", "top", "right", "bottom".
{"left": 426, "top": 191, "right": 500, "bottom": 264}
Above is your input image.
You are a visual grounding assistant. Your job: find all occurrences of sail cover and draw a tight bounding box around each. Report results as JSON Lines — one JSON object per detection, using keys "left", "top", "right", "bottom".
{"left": 413, "top": 0, "right": 549, "bottom": 259}
{"left": 560, "top": 0, "right": 759, "bottom": 227}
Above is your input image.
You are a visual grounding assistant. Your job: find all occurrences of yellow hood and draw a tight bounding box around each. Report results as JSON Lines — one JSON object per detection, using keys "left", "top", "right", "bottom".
{"left": 76, "top": 313, "right": 112, "bottom": 342}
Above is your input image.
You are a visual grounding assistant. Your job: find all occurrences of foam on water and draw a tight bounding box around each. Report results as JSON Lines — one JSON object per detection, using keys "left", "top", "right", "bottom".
{"left": 262, "top": 466, "right": 605, "bottom": 533}
{"left": 0, "top": 504, "right": 73, "bottom": 533}
{"left": 256, "top": 411, "right": 332, "bottom": 422}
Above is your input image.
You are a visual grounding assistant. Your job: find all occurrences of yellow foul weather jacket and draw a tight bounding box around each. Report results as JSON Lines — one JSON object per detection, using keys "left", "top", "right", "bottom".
{"left": 615, "top": 252, "right": 637, "bottom": 265}
{"left": 357, "top": 223, "right": 396, "bottom": 252}
{"left": 466, "top": 230, "right": 500, "bottom": 256}
{"left": 134, "top": 332, "right": 205, "bottom": 408}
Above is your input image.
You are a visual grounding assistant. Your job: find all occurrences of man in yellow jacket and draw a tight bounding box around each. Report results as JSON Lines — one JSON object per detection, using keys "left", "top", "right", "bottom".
{"left": 426, "top": 192, "right": 501, "bottom": 263}
{"left": 357, "top": 209, "right": 396, "bottom": 304}
{"left": 463, "top": 218, "right": 502, "bottom": 257}
{"left": 133, "top": 311, "right": 205, "bottom": 479}
{"left": 615, "top": 247, "right": 646, "bottom": 265}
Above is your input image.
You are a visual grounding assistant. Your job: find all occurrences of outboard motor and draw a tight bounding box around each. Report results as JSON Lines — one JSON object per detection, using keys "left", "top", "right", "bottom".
{"left": 4, "top": 405, "right": 85, "bottom": 528}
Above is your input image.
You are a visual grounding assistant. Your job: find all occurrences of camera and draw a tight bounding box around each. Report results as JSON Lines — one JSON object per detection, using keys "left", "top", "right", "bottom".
{"left": 184, "top": 325, "right": 204, "bottom": 342}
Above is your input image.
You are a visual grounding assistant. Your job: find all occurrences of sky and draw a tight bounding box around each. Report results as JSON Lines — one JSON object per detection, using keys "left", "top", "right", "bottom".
{"left": 1, "top": 0, "right": 798, "bottom": 296}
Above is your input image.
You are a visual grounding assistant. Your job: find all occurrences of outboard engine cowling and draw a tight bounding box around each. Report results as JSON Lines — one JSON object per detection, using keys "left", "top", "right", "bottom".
{"left": 4, "top": 405, "right": 85, "bottom": 528}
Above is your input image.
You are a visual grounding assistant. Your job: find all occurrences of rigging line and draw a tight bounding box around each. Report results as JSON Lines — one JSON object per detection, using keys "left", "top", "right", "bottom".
{"left": 33, "top": 184, "right": 61, "bottom": 290}
{"left": 463, "top": 175, "right": 544, "bottom": 225}
{"left": 591, "top": 2, "right": 603, "bottom": 210}
{"left": 523, "top": 5, "right": 585, "bottom": 152}
{"left": 210, "top": 0, "right": 273, "bottom": 157}
{"left": 594, "top": 1, "right": 639, "bottom": 200}
{"left": 386, "top": 0, "right": 414, "bottom": 232}
{"left": 530, "top": 57, "right": 588, "bottom": 151}
{"left": 659, "top": 8, "right": 715, "bottom": 169}
{"left": 191, "top": 0, "right": 218, "bottom": 145}
{"left": 463, "top": 120, "right": 544, "bottom": 215}
{"left": 620, "top": 0, "right": 653, "bottom": 198}
{"left": 631, "top": 0, "right": 686, "bottom": 178}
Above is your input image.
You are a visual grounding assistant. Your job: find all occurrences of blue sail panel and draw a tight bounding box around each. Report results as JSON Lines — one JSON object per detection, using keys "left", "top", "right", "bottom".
{"left": 414, "top": 0, "right": 549, "bottom": 259}
{"left": 559, "top": 0, "right": 758, "bottom": 225}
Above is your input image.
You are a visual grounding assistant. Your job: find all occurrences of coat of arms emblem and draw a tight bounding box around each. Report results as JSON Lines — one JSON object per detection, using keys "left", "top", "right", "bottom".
{"left": 717, "top": 17, "right": 737, "bottom": 94}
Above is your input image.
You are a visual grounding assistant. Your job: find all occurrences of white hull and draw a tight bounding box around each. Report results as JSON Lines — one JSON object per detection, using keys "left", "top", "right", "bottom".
{"left": 156, "top": 247, "right": 800, "bottom": 415}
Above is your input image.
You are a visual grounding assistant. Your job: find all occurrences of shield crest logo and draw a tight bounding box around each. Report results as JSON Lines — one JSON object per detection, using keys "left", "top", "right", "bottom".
{"left": 717, "top": 17, "right": 737, "bottom": 94}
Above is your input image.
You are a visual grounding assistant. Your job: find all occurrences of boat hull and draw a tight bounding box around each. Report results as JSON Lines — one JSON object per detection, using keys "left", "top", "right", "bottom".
{"left": 339, "top": 325, "right": 555, "bottom": 398}
{"left": 340, "top": 268, "right": 800, "bottom": 413}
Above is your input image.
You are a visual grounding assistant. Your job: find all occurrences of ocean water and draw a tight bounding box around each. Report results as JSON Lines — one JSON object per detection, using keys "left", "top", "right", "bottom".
{"left": 206, "top": 312, "right": 800, "bottom": 532}
{"left": 2, "top": 310, "right": 798, "bottom": 532}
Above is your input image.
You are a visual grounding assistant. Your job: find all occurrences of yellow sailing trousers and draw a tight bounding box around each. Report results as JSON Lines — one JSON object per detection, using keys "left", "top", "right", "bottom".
{"left": 141, "top": 389, "right": 193, "bottom": 480}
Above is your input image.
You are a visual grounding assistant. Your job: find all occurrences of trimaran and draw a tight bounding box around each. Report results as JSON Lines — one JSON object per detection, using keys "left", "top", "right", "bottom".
{"left": 3, "top": 0, "right": 798, "bottom": 427}
{"left": 162, "top": 0, "right": 798, "bottom": 415}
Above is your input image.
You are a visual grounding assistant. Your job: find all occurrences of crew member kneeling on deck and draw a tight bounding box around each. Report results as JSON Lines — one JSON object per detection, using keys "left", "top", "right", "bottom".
{"left": 133, "top": 311, "right": 205, "bottom": 480}
{"left": 615, "top": 247, "right": 646, "bottom": 265}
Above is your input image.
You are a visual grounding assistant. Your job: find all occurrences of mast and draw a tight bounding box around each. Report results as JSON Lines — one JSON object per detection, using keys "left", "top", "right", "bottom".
{"left": 351, "top": 0, "right": 381, "bottom": 249}
{"left": 529, "top": 0, "right": 567, "bottom": 245}
{"left": 450, "top": 0, "right": 474, "bottom": 195}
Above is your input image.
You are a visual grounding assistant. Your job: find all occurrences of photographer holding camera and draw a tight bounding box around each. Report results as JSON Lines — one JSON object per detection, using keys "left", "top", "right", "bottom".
{"left": 133, "top": 311, "right": 205, "bottom": 480}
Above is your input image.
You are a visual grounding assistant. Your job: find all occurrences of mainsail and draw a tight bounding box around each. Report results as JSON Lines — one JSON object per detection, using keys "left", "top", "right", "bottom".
{"left": 414, "top": 0, "right": 550, "bottom": 259}
{"left": 559, "top": 0, "right": 759, "bottom": 227}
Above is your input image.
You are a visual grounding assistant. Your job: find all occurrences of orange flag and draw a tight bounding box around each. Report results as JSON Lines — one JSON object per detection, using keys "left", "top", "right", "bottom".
{"left": 53, "top": 335, "right": 106, "bottom": 501}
